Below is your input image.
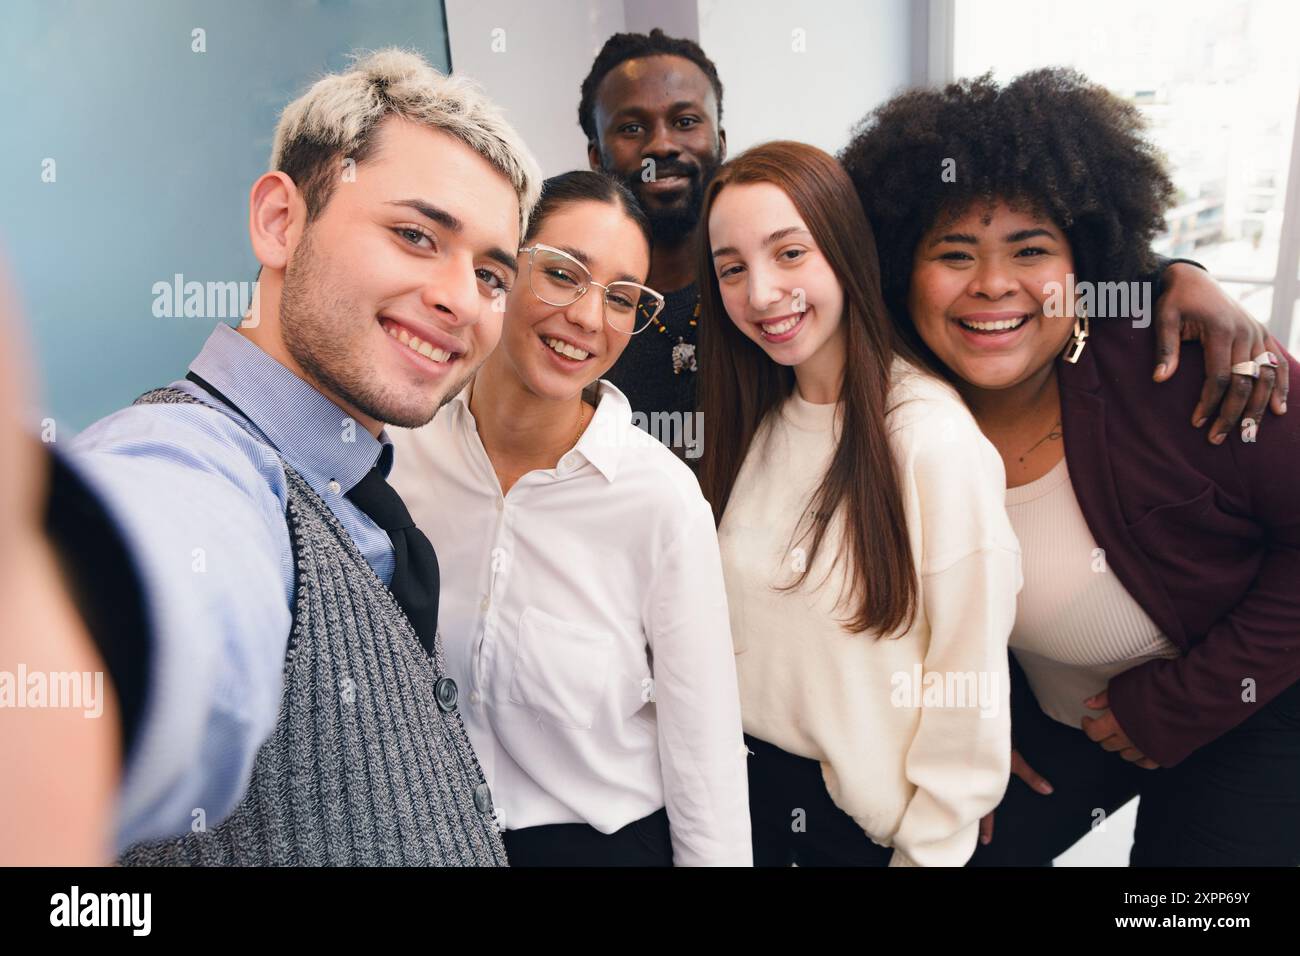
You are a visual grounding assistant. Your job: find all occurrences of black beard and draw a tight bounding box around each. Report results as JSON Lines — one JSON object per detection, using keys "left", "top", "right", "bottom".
{"left": 611, "top": 153, "right": 719, "bottom": 245}
{"left": 646, "top": 194, "right": 702, "bottom": 245}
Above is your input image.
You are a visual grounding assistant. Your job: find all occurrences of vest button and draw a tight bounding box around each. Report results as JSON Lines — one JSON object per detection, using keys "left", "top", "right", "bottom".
{"left": 434, "top": 676, "right": 458, "bottom": 712}
{"left": 474, "top": 782, "right": 494, "bottom": 814}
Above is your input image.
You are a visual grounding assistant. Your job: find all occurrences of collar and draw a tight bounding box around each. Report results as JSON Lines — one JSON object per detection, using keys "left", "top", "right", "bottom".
{"left": 186, "top": 324, "right": 391, "bottom": 493}
{"left": 572, "top": 379, "right": 630, "bottom": 482}
{"left": 450, "top": 377, "right": 632, "bottom": 484}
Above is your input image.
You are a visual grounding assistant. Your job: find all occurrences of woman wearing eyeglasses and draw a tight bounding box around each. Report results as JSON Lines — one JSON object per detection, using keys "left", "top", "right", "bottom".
{"left": 388, "top": 170, "right": 751, "bottom": 866}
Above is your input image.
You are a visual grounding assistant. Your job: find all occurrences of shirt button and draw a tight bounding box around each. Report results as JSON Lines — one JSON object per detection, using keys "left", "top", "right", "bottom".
{"left": 473, "top": 782, "right": 494, "bottom": 814}
{"left": 328, "top": 480, "right": 341, "bottom": 495}
{"left": 434, "top": 676, "right": 458, "bottom": 713}
{"left": 470, "top": 690, "right": 481, "bottom": 705}
{"left": 480, "top": 595, "right": 490, "bottom": 612}
{"left": 495, "top": 497, "right": 504, "bottom": 511}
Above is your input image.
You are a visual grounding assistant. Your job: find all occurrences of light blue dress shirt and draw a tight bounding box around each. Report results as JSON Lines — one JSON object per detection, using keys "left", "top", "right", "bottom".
{"left": 68, "top": 323, "right": 397, "bottom": 852}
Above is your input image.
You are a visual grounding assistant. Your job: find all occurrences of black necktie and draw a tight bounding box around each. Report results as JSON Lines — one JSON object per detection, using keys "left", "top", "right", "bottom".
{"left": 345, "top": 460, "right": 440, "bottom": 657}
{"left": 183, "top": 371, "right": 439, "bottom": 655}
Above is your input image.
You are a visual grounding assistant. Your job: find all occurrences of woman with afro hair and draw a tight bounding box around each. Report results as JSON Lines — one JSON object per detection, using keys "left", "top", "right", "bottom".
{"left": 841, "top": 67, "right": 1300, "bottom": 866}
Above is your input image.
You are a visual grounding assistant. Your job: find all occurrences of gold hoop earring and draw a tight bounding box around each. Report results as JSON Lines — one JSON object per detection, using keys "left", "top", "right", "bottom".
{"left": 1064, "top": 304, "right": 1090, "bottom": 364}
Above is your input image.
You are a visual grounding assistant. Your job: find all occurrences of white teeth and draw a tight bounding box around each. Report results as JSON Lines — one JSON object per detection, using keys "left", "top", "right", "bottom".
{"left": 416, "top": 341, "right": 451, "bottom": 362}
{"left": 384, "top": 321, "right": 453, "bottom": 362}
{"left": 761, "top": 315, "right": 800, "bottom": 336}
{"left": 959, "top": 316, "right": 1029, "bottom": 332}
{"left": 544, "top": 336, "right": 589, "bottom": 361}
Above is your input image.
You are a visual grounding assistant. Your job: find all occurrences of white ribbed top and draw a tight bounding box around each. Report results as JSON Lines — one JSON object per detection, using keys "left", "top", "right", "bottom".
{"left": 1004, "top": 456, "right": 1179, "bottom": 728}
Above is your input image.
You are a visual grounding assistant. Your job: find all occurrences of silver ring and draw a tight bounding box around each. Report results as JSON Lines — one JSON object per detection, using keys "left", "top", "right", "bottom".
{"left": 1253, "top": 351, "right": 1279, "bottom": 368}
{"left": 1231, "top": 360, "right": 1260, "bottom": 379}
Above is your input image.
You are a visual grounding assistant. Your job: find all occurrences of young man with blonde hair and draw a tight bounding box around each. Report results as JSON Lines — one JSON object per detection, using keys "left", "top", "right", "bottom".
{"left": 32, "top": 48, "right": 540, "bottom": 865}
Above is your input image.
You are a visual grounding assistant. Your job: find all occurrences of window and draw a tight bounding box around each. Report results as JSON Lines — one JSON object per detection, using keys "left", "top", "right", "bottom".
{"left": 950, "top": 0, "right": 1300, "bottom": 351}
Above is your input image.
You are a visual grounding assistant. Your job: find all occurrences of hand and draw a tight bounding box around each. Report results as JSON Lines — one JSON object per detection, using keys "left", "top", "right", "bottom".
{"left": 979, "top": 748, "right": 1053, "bottom": 845}
{"left": 1082, "top": 690, "right": 1159, "bottom": 769}
{"left": 1153, "top": 263, "right": 1288, "bottom": 444}
{"left": 0, "top": 256, "right": 120, "bottom": 864}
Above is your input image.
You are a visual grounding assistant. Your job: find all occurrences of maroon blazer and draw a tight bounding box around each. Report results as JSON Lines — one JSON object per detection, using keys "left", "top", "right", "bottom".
{"left": 1058, "top": 317, "right": 1300, "bottom": 767}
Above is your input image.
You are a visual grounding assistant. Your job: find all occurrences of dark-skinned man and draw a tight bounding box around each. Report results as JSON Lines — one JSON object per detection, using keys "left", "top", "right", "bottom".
{"left": 580, "top": 30, "right": 725, "bottom": 443}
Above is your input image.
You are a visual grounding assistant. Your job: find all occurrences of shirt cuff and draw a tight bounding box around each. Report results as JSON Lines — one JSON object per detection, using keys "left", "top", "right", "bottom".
{"left": 1106, "top": 659, "right": 1192, "bottom": 767}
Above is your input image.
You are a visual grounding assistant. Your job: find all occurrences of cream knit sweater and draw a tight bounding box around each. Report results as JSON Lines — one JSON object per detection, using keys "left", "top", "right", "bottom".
{"left": 719, "top": 360, "right": 1021, "bottom": 867}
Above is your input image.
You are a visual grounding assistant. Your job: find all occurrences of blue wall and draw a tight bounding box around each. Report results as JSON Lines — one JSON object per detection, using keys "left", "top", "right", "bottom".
{"left": 1, "top": 0, "right": 450, "bottom": 431}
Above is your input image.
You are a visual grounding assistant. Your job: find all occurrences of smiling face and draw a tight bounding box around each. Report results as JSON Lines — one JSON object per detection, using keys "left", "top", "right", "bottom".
{"left": 589, "top": 55, "right": 725, "bottom": 243}
{"left": 273, "top": 116, "right": 521, "bottom": 430}
{"left": 907, "top": 200, "right": 1077, "bottom": 392}
{"left": 708, "top": 181, "right": 846, "bottom": 383}
{"left": 493, "top": 199, "right": 651, "bottom": 402}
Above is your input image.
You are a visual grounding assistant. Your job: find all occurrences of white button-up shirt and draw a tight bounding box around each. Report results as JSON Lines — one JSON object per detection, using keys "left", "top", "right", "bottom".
{"left": 389, "top": 380, "right": 751, "bottom": 865}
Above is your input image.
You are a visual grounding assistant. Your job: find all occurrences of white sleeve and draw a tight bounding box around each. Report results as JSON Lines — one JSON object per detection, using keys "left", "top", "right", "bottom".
{"left": 643, "top": 496, "right": 753, "bottom": 866}
{"left": 888, "top": 420, "right": 1020, "bottom": 867}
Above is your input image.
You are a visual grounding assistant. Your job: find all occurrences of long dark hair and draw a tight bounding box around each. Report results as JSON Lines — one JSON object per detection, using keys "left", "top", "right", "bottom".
{"left": 524, "top": 169, "right": 651, "bottom": 246}
{"left": 696, "top": 140, "right": 921, "bottom": 637}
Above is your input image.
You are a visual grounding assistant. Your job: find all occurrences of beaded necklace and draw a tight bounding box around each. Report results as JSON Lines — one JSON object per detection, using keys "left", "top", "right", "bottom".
{"left": 640, "top": 294, "right": 700, "bottom": 375}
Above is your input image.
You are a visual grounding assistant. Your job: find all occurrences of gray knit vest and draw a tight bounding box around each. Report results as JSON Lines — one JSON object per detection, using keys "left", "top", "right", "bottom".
{"left": 119, "top": 386, "right": 508, "bottom": 866}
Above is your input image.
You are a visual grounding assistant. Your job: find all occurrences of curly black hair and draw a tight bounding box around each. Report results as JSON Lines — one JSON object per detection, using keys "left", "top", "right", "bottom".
{"left": 578, "top": 28, "right": 724, "bottom": 145}
{"left": 839, "top": 68, "right": 1175, "bottom": 328}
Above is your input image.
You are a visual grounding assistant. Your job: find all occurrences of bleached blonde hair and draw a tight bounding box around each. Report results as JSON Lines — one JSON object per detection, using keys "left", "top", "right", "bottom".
{"left": 270, "top": 48, "right": 541, "bottom": 235}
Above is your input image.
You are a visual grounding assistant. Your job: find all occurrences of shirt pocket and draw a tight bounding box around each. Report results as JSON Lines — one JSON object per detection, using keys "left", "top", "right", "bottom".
{"left": 1128, "top": 482, "right": 1215, "bottom": 533}
{"left": 1126, "top": 483, "right": 1226, "bottom": 568}
{"left": 508, "top": 606, "right": 614, "bottom": 730}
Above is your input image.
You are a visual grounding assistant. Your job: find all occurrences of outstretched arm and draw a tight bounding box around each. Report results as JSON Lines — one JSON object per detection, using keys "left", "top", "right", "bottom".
{"left": 0, "top": 269, "right": 121, "bottom": 862}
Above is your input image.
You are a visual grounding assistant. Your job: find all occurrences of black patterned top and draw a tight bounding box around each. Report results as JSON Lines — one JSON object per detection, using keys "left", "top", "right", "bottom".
{"left": 604, "top": 282, "right": 700, "bottom": 422}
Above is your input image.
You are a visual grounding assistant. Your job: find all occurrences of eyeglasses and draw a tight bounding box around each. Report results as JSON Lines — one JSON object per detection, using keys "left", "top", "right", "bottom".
{"left": 519, "top": 243, "right": 665, "bottom": 335}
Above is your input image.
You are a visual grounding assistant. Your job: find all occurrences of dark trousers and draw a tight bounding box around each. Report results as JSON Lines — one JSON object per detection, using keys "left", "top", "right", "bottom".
{"left": 746, "top": 734, "right": 893, "bottom": 866}
{"left": 969, "top": 656, "right": 1300, "bottom": 866}
{"left": 502, "top": 807, "right": 672, "bottom": 866}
